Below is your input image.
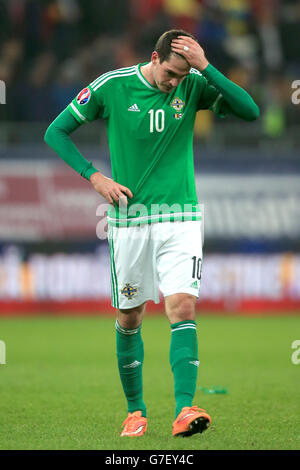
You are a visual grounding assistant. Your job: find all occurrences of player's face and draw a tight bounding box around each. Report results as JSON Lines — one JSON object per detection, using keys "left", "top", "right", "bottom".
{"left": 152, "top": 52, "right": 190, "bottom": 93}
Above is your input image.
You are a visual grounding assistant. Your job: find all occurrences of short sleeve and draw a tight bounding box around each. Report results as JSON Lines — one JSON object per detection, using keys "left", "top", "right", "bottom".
{"left": 190, "top": 69, "right": 227, "bottom": 118}
{"left": 68, "top": 84, "right": 105, "bottom": 124}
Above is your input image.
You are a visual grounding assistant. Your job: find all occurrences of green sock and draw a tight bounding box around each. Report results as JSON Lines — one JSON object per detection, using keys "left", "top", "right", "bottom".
{"left": 169, "top": 320, "right": 199, "bottom": 419}
{"left": 115, "top": 320, "right": 147, "bottom": 417}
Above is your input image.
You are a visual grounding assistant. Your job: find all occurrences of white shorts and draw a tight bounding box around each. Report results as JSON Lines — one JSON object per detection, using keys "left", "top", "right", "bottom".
{"left": 107, "top": 221, "right": 203, "bottom": 309}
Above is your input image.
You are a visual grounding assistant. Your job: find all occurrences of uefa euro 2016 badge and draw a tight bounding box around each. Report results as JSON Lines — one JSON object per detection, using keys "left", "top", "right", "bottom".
{"left": 121, "top": 283, "right": 137, "bottom": 299}
{"left": 170, "top": 97, "right": 184, "bottom": 120}
{"left": 76, "top": 88, "right": 91, "bottom": 105}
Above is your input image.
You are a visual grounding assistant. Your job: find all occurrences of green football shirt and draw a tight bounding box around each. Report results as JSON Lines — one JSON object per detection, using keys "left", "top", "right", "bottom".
{"left": 68, "top": 63, "right": 226, "bottom": 227}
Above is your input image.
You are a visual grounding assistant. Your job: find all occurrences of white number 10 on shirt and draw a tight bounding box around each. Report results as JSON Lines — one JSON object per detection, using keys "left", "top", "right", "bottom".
{"left": 148, "top": 109, "right": 165, "bottom": 133}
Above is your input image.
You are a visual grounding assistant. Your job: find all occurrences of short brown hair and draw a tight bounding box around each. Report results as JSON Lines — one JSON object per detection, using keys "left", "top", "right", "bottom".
{"left": 154, "top": 29, "right": 197, "bottom": 63}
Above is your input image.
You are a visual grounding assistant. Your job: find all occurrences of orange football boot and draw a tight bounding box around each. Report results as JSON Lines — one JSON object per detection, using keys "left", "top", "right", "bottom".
{"left": 172, "top": 406, "right": 211, "bottom": 437}
{"left": 120, "top": 411, "right": 147, "bottom": 437}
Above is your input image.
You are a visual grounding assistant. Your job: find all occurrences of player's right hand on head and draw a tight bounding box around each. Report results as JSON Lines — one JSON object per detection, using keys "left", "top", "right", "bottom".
{"left": 89, "top": 172, "right": 133, "bottom": 206}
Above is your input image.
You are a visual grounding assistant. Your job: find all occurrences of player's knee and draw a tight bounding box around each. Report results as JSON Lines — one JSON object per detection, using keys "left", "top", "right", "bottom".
{"left": 166, "top": 294, "right": 196, "bottom": 323}
{"left": 119, "top": 303, "right": 145, "bottom": 316}
{"left": 117, "top": 302, "right": 146, "bottom": 329}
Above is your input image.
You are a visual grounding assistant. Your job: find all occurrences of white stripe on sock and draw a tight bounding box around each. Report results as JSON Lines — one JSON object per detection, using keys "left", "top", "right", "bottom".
{"left": 171, "top": 325, "right": 196, "bottom": 333}
{"left": 115, "top": 320, "right": 140, "bottom": 335}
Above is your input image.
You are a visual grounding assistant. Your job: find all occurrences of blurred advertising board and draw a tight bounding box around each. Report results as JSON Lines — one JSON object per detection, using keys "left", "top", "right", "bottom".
{"left": 0, "top": 162, "right": 299, "bottom": 242}
{"left": 1, "top": 161, "right": 299, "bottom": 313}
{"left": 0, "top": 162, "right": 105, "bottom": 240}
{"left": 195, "top": 173, "right": 300, "bottom": 241}
{"left": 0, "top": 245, "right": 299, "bottom": 313}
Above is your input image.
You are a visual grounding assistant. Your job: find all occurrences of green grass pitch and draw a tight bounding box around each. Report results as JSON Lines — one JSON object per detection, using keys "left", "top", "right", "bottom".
{"left": 0, "top": 314, "right": 299, "bottom": 450}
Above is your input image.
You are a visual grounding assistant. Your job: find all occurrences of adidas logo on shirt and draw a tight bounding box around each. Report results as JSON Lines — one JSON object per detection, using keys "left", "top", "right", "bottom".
{"left": 128, "top": 103, "right": 140, "bottom": 112}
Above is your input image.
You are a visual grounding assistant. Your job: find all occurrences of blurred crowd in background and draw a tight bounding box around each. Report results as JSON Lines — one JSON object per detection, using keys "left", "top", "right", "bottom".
{"left": 0, "top": 0, "right": 299, "bottom": 134}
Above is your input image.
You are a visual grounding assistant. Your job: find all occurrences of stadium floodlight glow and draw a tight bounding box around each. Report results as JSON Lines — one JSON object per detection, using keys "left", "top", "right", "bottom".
{"left": 0, "top": 80, "right": 6, "bottom": 105}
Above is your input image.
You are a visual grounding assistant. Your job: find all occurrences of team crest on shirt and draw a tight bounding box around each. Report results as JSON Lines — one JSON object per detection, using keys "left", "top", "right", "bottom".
{"left": 121, "top": 283, "right": 137, "bottom": 299}
{"left": 76, "top": 88, "right": 91, "bottom": 105}
{"left": 170, "top": 97, "right": 185, "bottom": 112}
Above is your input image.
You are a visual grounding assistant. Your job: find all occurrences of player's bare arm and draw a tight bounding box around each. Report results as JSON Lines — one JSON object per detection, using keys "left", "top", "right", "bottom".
{"left": 90, "top": 171, "right": 133, "bottom": 206}
{"left": 171, "top": 36, "right": 209, "bottom": 71}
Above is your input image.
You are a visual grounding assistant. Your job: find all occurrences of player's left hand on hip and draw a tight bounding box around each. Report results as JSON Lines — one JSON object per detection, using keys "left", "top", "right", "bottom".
{"left": 171, "top": 36, "right": 209, "bottom": 72}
